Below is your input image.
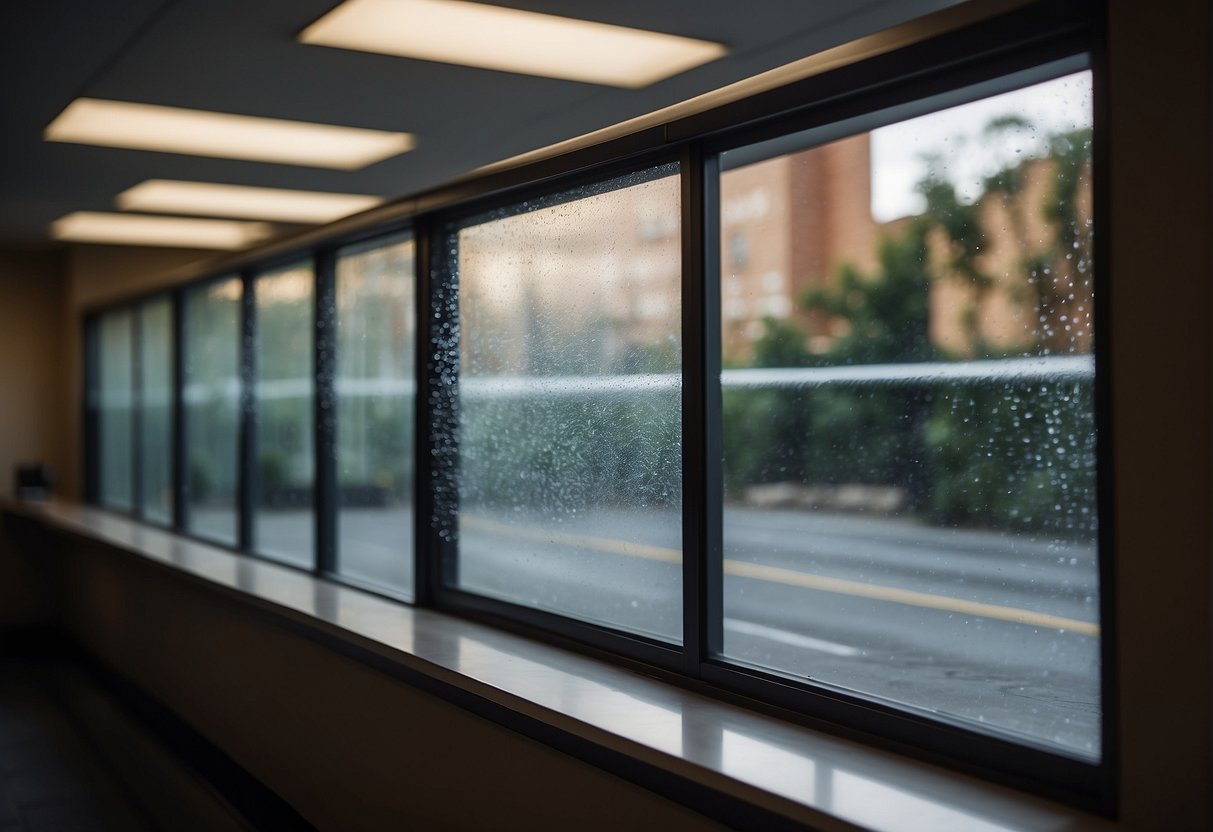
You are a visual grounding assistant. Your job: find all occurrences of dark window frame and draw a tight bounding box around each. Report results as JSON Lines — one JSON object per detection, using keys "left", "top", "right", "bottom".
{"left": 77, "top": 0, "right": 1114, "bottom": 813}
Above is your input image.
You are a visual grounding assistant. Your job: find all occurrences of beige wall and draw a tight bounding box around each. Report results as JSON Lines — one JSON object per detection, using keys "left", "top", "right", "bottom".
{"left": 0, "top": 249, "right": 67, "bottom": 627}
{"left": 0, "top": 250, "right": 69, "bottom": 498}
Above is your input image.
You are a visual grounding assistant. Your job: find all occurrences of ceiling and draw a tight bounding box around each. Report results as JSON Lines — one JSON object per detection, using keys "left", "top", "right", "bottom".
{"left": 0, "top": 0, "right": 967, "bottom": 248}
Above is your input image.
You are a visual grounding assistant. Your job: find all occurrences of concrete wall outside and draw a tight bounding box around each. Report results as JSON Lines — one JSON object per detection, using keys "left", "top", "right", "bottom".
{"left": 0, "top": 250, "right": 68, "bottom": 628}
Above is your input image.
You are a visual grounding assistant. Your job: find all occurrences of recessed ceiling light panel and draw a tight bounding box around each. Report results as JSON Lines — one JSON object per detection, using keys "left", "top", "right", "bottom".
{"left": 52, "top": 212, "right": 274, "bottom": 250}
{"left": 117, "top": 180, "right": 384, "bottom": 224}
{"left": 45, "top": 99, "right": 414, "bottom": 170}
{"left": 300, "top": 0, "right": 727, "bottom": 88}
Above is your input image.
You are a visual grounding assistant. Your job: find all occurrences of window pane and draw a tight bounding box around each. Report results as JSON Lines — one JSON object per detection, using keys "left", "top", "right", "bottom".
{"left": 98, "top": 310, "right": 133, "bottom": 509}
{"left": 335, "top": 234, "right": 415, "bottom": 594}
{"left": 719, "top": 72, "right": 1098, "bottom": 757}
{"left": 254, "top": 263, "right": 314, "bottom": 567}
{"left": 138, "top": 298, "right": 174, "bottom": 524}
{"left": 455, "top": 166, "right": 682, "bottom": 641}
{"left": 184, "top": 278, "right": 241, "bottom": 544}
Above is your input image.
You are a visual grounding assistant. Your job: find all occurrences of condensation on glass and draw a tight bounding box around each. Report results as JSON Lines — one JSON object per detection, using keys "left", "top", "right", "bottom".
{"left": 718, "top": 72, "right": 1099, "bottom": 757}
{"left": 184, "top": 277, "right": 242, "bottom": 544}
{"left": 334, "top": 234, "right": 415, "bottom": 594}
{"left": 139, "top": 297, "right": 174, "bottom": 524}
{"left": 98, "top": 310, "right": 134, "bottom": 510}
{"left": 453, "top": 165, "right": 683, "bottom": 641}
{"left": 253, "top": 263, "right": 315, "bottom": 567}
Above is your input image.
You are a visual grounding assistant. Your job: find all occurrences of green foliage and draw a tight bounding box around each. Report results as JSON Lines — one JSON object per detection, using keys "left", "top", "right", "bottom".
{"left": 802, "top": 222, "right": 937, "bottom": 365}
{"left": 722, "top": 118, "right": 1097, "bottom": 536}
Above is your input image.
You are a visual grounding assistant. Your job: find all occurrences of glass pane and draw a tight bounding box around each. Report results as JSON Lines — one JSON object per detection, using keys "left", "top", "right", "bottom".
{"left": 455, "top": 166, "right": 683, "bottom": 641}
{"left": 719, "top": 72, "right": 1098, "bottom": 757}
{"left": 184, "top": 278, "right": 242, "bottom": 544}
{"left": 253, "top": 263, "right": 314, "bottom": 567}
{"left": 139, "top": 298, "right": 174, "bottom": 524}
{"left": 335, "top": 234, "right": 415, "bottom": 595}
{"left": 98, "top": 310, "right": 134, "bottom": 509}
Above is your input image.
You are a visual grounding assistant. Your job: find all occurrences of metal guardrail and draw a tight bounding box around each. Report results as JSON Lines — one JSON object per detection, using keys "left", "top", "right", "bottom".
{"left": 169, "top": 355, "right": 1095, "bottom": 404}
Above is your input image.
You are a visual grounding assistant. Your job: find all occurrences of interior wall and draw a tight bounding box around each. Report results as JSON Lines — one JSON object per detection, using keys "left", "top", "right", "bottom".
{"left": 54, "top": 539, "right": 724, "bottom": 832}
{"left": 1106, "top": 0, "right": 1213, "bottom": 827}
{"left": 0, "top": 249, "right": 68, "bottom": 627}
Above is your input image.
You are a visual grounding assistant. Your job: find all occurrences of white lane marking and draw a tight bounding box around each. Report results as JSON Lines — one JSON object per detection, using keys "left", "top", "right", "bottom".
{"left": 724, "top": 618, "right": 861, "bottom": 657}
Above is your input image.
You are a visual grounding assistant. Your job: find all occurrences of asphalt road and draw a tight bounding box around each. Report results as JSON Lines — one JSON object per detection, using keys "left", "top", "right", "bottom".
{"left": 213, "top": 503, "right": 1101, "bottom": 759}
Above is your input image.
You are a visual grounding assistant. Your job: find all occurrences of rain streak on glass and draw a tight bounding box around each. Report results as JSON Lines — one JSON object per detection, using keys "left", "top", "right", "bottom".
{"left": 253, "top": 263, "right": 315, "bottom": 567}
{"left": 183, "top": 278, "right": 242, "bottom": 545}
{"left": 454, "top": 165, "right": 683, "bottom": 642}
{"left": 139, "top": 297, "right": 174, "bottom": 524}
{"left": 718, "top": 72, "right": 1099, "bottom": 757}
{"left": 335, "top": 234, "right": 416, "bottom": 595}
{"left": 98, "top": 310, "right": 134, "bottom": 510}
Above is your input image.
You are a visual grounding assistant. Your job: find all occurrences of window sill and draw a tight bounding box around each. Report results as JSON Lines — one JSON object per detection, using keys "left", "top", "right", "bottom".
{"left": 4, "top": 498, "right": 1114, "bottom": 832}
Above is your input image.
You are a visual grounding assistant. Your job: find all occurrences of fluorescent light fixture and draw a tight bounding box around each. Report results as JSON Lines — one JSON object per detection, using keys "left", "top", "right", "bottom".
{"left": 300, "top": 0, "right": 726, "bottom": 88}
{"left": 45, "top": 98, "right": 414, "bottom": 170}
{"left": 52, "top": 212, "right": 273, "bottom": 250}
{"left": 116, "top": 180, "right": 384, "bottom": 224}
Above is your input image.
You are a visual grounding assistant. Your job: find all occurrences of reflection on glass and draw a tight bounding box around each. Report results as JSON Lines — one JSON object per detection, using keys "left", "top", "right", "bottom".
{"left": 98, "top": 310, "right": 134, "bottom": 509}
{"left": 455, "top": 165, "right": 683, "bottom": 641}
{"left": 335, "top": 234, "right": 415, "bottom": 594}
{"left": 254, "top": 263, "right": 314, "bottom": 567}
{"left": 139, "top": 297, "right": 174, "bottom": 524}
{"left": 184, "top": 278, "right": 241, "bottom": 544}
{"left": 719, "top": 72, "right": 1099, "bottom": 756}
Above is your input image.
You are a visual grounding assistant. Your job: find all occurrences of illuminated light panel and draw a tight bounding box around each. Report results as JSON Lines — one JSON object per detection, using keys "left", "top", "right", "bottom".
{"left": 45, "top": 98, "right": 414, "bottom": 170}
{"left": 300, "top": 0, "right": 726, "bottom": 88}
{"left": 117, "top": 180, "right": 384, "bottom": 224}
{"left": 52, "top": 212, "right": 273, "bottom": 250}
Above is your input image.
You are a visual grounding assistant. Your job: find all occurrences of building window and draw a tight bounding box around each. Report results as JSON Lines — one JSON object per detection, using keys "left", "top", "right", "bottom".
{"left": 138, "top": 297, "right": 175, "bottom": 525}
{"left": 97, "top": 309, "right": 134, "bottom": 510}
{"left": 183, "top": 277, "right": 242, "bottom": 545}
{"left": 252, "top": 262, "right": 315, "bottom": 567}
{"left": 718, "top": 70, "right": 1097, "bottom": 758}
{"left": 446, "top": 164, "right": 684, "bottom": 641}
{"left": 335, "top": 234, "right": 416, "bottom": 595}
{"left": 81, "top": 9, "right": 1106, "bottom": 804}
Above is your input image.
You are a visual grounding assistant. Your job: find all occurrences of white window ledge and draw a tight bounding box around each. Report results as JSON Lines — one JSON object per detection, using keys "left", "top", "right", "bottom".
{"left": 4, "top": 499, "right": 1116, "bottom": 832}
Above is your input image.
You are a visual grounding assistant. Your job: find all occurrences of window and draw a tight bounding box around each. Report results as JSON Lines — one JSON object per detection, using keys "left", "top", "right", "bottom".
{"left": 335, "top": 234, "right": 416, "bottom": 594}
{"left": 97, "top": 309, "right": 134, "bottom": 510}
{"left": 183, "top": 277, "right": 242, "bottom": 545}
{"left": 82, "top": 6, "right": 1107, "bottom": 807}
{"left": 253, "top": 263, "right": 315, "bottom": 567}
{"left": 447, "top": 165, "right": 684, "bottom": 641}
{"left": 138, "top": 297, "right": 175, "bottom": 525}
{"left": 718, "top": 72, "right": 1098, "bottom": 758}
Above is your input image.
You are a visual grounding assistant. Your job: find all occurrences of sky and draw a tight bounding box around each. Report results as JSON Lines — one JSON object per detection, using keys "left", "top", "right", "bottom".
{"left": 869, "top": 71, "right": 1093, "bottom": 222}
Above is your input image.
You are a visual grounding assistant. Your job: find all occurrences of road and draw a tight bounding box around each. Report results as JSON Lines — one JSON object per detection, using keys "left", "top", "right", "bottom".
{"left": 235, "top": 503, "right": 1101, "bottom": 759}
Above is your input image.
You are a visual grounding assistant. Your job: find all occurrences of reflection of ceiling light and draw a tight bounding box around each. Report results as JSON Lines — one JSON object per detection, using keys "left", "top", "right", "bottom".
{"left": 51, "top": 212, "right": 273, "bottom": 250}
{"left": 300, "top": 0, "right": 726, "bottom": 88}
{"left": 117, "top": 180, "right": 384, "bottom": 224}
{"left": 45, "top": 99, "right": 414, "bottom": 170}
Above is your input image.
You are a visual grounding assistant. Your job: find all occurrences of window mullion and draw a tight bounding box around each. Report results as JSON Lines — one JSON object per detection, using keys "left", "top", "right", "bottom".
{"left": 84, "top": 317, "right": 100, "bottom": 505}
{"left": 315, "top": 250, "right": 338, "bottom": 576}
{"left": 682, "top": 141, "right": 723, "bottom": 671}
{"left": 171, "top": 289, "right": 187, "bottom": 530}
{"left": 238, "top": 272, "right": 256, "bottom": 552}
{"left": 131, "top": 306, "right": 143, "bottom": 518}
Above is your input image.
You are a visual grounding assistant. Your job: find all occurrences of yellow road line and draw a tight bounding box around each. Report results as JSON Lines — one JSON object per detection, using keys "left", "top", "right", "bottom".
{"left": 464, "top": 514, "right": 680, "bottom": 564}
{"left": 461, "top": 515, "right": 1100, "bottom": 637}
